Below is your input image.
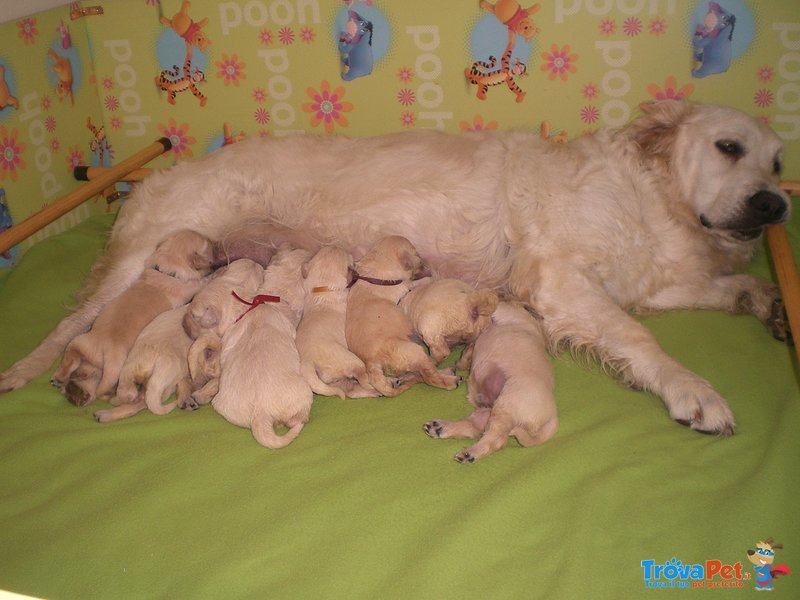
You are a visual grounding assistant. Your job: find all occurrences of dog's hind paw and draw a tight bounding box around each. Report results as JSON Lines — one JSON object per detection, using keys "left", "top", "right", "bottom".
{"left": 454, "top": 450, "right": 476, "bottom": 464}
{"left": 423, "top": 420, "right": 446, "bottom": 438}
{"left": 766, "top": 298, "right": 791, "bottom": 343}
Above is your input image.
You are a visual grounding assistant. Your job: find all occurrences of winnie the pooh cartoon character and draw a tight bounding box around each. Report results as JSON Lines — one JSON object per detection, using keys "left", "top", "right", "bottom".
{"left": 480, "top": 0, "right": 540, "bottom": 41}
{"left": 160, "top": 0, "right": 211, "bottom": 51}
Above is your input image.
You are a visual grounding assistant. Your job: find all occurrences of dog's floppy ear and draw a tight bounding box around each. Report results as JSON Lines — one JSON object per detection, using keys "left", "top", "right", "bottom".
{"left": 628, "top": 99, "right": 694, "bottom": 160}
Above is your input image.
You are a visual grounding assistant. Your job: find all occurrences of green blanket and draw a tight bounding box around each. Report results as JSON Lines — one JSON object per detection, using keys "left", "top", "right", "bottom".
{"left": 1, "top": 214, "right": 798, "bottom": 599}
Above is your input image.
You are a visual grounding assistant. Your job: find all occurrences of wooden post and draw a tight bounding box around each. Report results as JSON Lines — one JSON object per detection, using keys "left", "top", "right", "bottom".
{"left": 769, "top": 180, "right": 800, "bottom": 364}
{"left": 0, "top": 138, "right": 171, "bottom": 254}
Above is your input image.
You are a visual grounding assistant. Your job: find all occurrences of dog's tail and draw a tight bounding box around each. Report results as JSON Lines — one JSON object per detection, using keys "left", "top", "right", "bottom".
{"left": 251, "top": 413, "right": 305, "bottom": 449}
{"left": 142, "top": 363, "right": 179, "bottom": 416}
{"left": 469, "top": 289, "right": 500, "bottom": 320}
{"left": 300, "top": 360, "right": 346, "bottom": 400}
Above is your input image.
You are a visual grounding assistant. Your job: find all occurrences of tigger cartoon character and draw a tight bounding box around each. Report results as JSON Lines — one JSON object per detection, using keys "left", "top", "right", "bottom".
{"left": 87, "top": 117, "right": 109, "bottom": 166}
{"left": 155, "top": 54, "right": 207, "bottom": 106}
{"left": 223, "top": 123, "right": 246, "bottom": 146}
{"left": 465, "top": 32, "right": 527, "bottom": 102}
{"left": 480, "top": 0, "right": 540, "bottom": 41}
{"left": 0, "top": 65, "right": 18, "bottom": 111}
{"left": 160, "top": 0, "right": 211, "bottom": 51}
{"left": 47, "top": 48, "right": 74, "bottom": 105}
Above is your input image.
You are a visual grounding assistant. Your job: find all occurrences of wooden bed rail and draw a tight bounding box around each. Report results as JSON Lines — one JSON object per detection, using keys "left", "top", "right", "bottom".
{"left": 0, "top": 138, "right": 171, "bottom": 254}
{"left": 770, "top": 180, "right": 800, "bottom": 364}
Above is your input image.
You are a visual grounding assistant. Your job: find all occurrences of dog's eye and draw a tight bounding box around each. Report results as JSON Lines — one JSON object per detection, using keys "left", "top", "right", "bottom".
{"left": 715, "top": 140, "right": 745, "bottom": 159}
{"left": 774, "top": 159, "right": 782, "bottom": 176}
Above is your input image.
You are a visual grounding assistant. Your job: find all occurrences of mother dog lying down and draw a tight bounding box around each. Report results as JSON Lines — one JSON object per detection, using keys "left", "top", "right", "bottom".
{"left": 0, "top": 100, "right": 790, "bottom": 434}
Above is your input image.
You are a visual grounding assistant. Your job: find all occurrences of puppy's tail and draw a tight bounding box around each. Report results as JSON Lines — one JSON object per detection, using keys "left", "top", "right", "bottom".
{"left": 469, "top": 289, "right": 500, "bottom": 319}
{"left": 251, "top": 414, "right": 305, "bottom": 449}
{"left": 300, "top": 361, "right": 346, "bottom": 400}
{"left": 142, "top": 364, "right": 179, "bottom": 416}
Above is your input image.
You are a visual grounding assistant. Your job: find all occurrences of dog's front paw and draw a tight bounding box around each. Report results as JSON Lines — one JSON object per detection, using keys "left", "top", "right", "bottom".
{"left": 766, "top": 298, "right": 790, "bottom": 343}
{"left": 665, "top": 377, "right": 735, "bottom": 436}
{"left": 736, "top": 283, "right": 789, "bottom": 341}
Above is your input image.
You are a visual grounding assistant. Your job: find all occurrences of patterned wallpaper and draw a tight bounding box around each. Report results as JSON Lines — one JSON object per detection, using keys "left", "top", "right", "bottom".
{"left": 0, "top": 0, "right": 798, "bottom": 267}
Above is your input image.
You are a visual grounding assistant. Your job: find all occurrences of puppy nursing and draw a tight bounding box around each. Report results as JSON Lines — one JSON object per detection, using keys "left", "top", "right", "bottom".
{"left": 345, "top": 236, "right": 461, "bottom": 397}
{"left": 296, "top": 246, "right": 377, "bottom": 399}
{"left": 51, "top": 229, "right": 213, "bottom": 406}
{"left": 425, "top": 302, "right": 557, "bottom": 463}
{"left": 212, "top": 248, "right": 313, "bottom": 448}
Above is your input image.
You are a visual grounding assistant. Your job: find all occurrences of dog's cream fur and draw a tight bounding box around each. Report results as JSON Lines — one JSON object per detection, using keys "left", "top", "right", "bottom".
{"left": 2, "top": 101, "right": 789, "bottom": 434}
{"left": 50, "top": 229, "right": 213, "bottom": 405}
{"left": 212, "top": 248, "right": 313, "bottom": 448}
{"left": 424, "top": 302, "right": 557, "bottom": 463}
{"left": 399, "top": 278, "right": 499, "bottom": 367}
{"left": 94, "top": 305, "right": 194, "bottom": 422}
{"left": 345, "top": 236, "right": 462, "bottom": 396}
{"left": 184, "top": 332, "right": 222, "bottom": 409}
{"left": 182, "top": 258, "right": 264, "bottom": 339}
{"left": 296, "top": 245, "right": 377, "bottom": 399}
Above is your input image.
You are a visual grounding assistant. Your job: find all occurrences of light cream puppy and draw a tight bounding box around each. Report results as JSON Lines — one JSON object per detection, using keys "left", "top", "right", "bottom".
{"left": 182, "top": 258, "right": 264, "bottom": 339}
{"left": 94, "top": 305, "right": 194, "bottom": 422}
{"left": 51, "top": 229, "right": 213, "bottom": 406}
{"left": 424, "top": 302, "right": 557, "bottom": 463}
{"left": 399, "top": 278, "right": 499, "bottom": 367}
{"left": 296, "top": 246, "right": 377, "bottom": 399}
{"left": 345, "top": 236, "right": 461, "bottom": 397}
{"left": 213, "top": 248, "right": 313, "bottom": 448}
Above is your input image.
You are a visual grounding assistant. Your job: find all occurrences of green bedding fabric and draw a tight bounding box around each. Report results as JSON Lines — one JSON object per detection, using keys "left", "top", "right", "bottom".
{"left": 0, "top": 214, "right": 798, "bottom": 599}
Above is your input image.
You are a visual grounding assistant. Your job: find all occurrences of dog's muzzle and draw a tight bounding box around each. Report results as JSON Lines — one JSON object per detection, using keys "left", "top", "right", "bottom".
{"left": 700, "top": 190, "right": 789, "bottom": 241}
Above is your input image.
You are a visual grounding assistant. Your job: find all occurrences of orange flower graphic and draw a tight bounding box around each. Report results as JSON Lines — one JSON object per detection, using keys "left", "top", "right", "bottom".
{"left": 646, "top": 75, "right": 694, "bottom": 101}
{"left": 302, "top": 81, "right": 353, "bottom": 134}
{"left": 0, "top": 127, "right": 26, "bottom": 182}
{"left": 216, "top": 53, "right": 246, "bottom": 87}
{"left": 541, "top": 45, "right": 578, "bottom": 81}
{"left": 157, "top": 118, "right": 196, "bottom": 158}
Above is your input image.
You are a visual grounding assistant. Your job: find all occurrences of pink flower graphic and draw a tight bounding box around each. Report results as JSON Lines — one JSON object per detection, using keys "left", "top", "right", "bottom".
{"left": 598, "top": 19, "right": 616, "bottom": 36}
{"left": 157, "top": 118, "right": 196, "bottom": 158}
{"left": 45, "top": 115, "right": 57, "bottom": 133}
{"left": 0, "top": 127, "right": 26, "bottom": 182}
{"left": 458, "top": 115, "right": 498, "bottom": 132}
{"left": 216, "top": 54, "right": 246, "bottom": 87}
{"left": 252, "top": 88, "right": 267, "bottom": 104}
{"left": 104, "top": 95, "right": 119, "bottom": 111}
{"left": 623, "top": 17, "right": 642, "bottom": 36}
{"left": 41, "top": 95, "right": 51, "bottom": 111}
{"left": 649, "top": 17, "right": 667, "bottom": 36}
{"left": 757, "top": 114, "right": 771, "bottom": 125}
{"left": 51, "top": 138, "right": 60, "bottom": 152}
{"left": 254, "top": 107, "right": 271, "bottom": 125}
{"left": 102, "top": 76, "right": 114, "bottom": 90}
{"left": 17, "top": 18, "right": 38, "bottom": 45}
{"left": 397, "top": 67, "right": 414, "bottom": 82}
{"left": 541, "top": 45, "right": 578, "bottom": 81}
{"left": 580, "top": 105, "right": 600, "bottom": 124}
{"left": 110, "top": 116, "right": 122, "bottom": 130}
{"left": 754, "top": 89, "right": 774, "bottom": 108}
{"left": 300, "top": 27, "right": 315, "bottom": 44}
{"left": 65, "top": 145, "right": 84, "bottom": 173}
{"left": 397, "top": 88, "right": 416, "bottom": 106}
{"left": 582, "top": 83, "right": 598, "bottom": 100}
{"left": 302, "top": 81, "right": 353, "bottom": 134}
{"left": 279, "top": 27, "right": 295, "bottom": 45}
{"left": 400, "top": 111, "right": 416, "bottom": 128}
{"left": 647, "top": 75, "right": 694, "bottom": 101}
{"left": 259, "top": 29, "right": 273, "bottom": 45}
{"left": 756, "top": 66, "right": 774, "bottom": 82}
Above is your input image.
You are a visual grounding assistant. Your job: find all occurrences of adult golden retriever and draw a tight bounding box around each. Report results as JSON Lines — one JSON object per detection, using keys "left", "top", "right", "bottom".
{"left": 0, "top": 100, "right": 789, "bottom": 434}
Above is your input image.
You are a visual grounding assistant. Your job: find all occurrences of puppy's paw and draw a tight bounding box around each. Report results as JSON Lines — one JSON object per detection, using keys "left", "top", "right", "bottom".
{"left": 666, "top": 377, "right": 735, "bottom": 436}
{"left": 423, "top": 420, "right": 448, "bottom": 438}
{"left": 736, "top": 283, "right": 788, "bottom": 341}
{"left": 766, "top": 298, "right": 790, "bottom": 343}
{"left": 180, "top": 395, "right": 201, "bottom": 411}
{"left": 454, "top": 449, "right": 476, "bottom": 464}
{"left": 64, "top": 380, "right": 94, "bottom": 407}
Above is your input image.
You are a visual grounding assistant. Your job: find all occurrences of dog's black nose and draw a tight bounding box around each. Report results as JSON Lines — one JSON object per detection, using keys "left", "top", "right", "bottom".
{"left": 748, "top": 191, "right": 787, "bottom": 224}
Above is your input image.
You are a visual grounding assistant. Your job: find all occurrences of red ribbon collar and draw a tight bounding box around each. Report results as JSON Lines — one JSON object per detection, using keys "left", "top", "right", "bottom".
{"left": 232, "top": 290, "right": 281, "bottom": 322}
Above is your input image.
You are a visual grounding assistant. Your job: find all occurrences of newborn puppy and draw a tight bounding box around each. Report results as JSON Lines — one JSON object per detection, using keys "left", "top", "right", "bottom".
{"left": 296, "top": 246, "right": 377, "bottom": 399}
{"left": 94, "top": 305, "right": 193, "bottom": 422}
{"left": 52, "top": 229, "right": 213, "bottom": 406}
{"left": 345, "top": 236, "right": 461, "bottom": 397}
{"left": 424, "top": 302, "right": 557, "bottom": 463}
{"left": 183, "top": 332, "right": 222, "bottom": 409}
{"left": 182, "top": 258, "right": 264, "bottom": 339}
{"left": 399, "top": 278, "right": 499, "bottom": 367}
{"left": 212, "top": 248, "right": 313, "bottom": 448}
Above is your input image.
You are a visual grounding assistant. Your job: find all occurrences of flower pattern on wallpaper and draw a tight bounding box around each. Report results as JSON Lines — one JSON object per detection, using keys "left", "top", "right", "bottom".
{"left": 459, "top": 115, "right": 498, "bottom": 132}
{"left": 541, "top": 45, "right": 577, "bottom": 81}
{"left": 0, "top": 127, "right": 26, "bottom": 182}
{"left": 302, "top": 81, "right": 352, "bottom": 134}
{"left": 17, "top": 18, "right": 38, "bottom": 45}
{"left": 216, "top": 53, "right": 246, "bottom": 87}
{"left": 158, "top": 118, "right": 196, "bottom": 158}
{"left": 646, "top": 76, "right": 694, "bottom": 101}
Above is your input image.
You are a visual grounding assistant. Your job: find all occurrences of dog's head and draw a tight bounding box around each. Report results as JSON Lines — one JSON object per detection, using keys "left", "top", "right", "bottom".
{"left": 302, "top": 245, "right": 354, "bottom": 293}
{"left": 357, "top": 236, "right": 429, "bottom": 281}
{"left": 147, "top": 229, "right": 214, "bottom": 280}
{"left": 628, "top": 100, "right": 789, "bottom": 243}
{"left": 746, "top": 539, "right": 783, "bottom": 566}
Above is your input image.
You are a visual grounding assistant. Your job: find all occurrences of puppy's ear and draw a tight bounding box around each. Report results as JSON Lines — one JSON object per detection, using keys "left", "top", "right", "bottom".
{"left": 470, "top": 290, "right": 500, "bottom": 319}
{"left": 628, "top": 99, "right": 694, "bottom": 160}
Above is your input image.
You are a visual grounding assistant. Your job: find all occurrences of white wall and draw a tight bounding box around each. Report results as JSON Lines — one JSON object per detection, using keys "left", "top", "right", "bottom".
{"left": 0, "top": 0, "right": 73, "bottom": 23}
